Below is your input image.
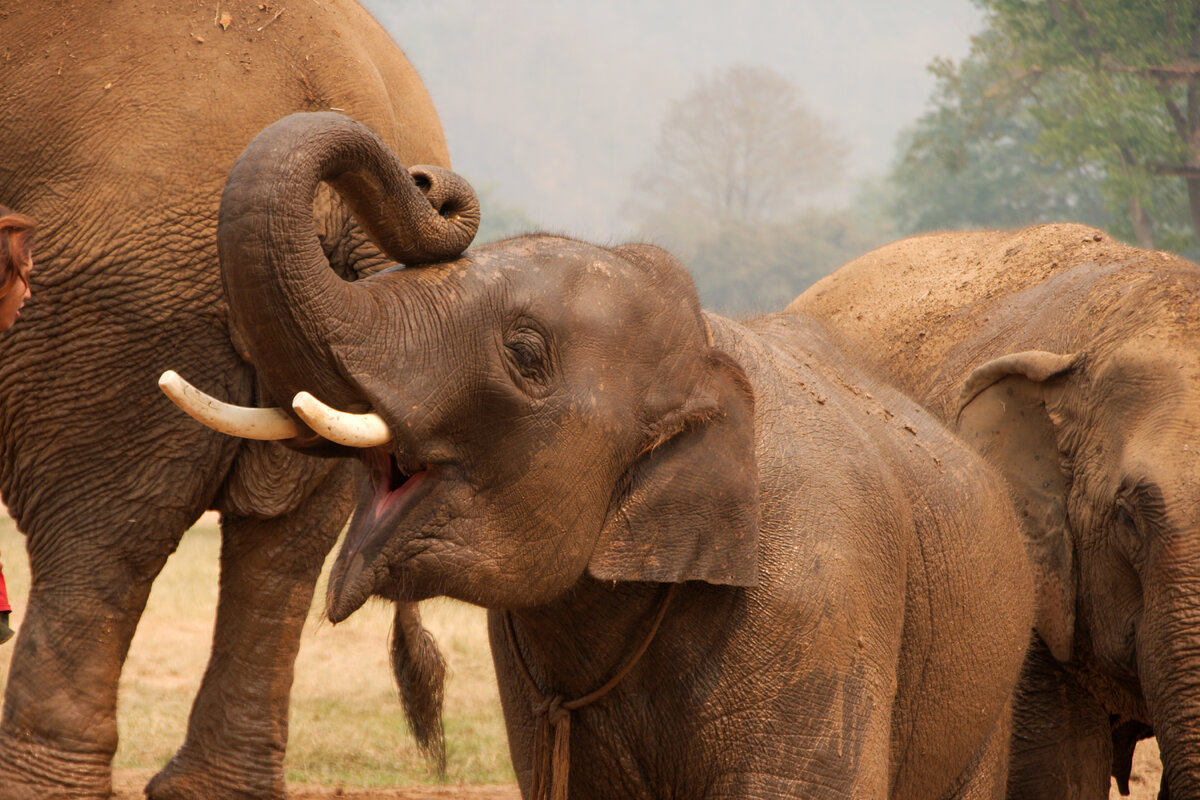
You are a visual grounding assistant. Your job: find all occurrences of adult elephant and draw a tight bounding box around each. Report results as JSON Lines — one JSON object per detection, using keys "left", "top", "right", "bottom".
{"left": 176, "top": 111, "right": 1035, "bottom": 798}
{"left": 788, "top": 223, "right": 1200, "bottom": 799}
{"left": 0, "top": 3, "right": 476, "bottom": 799}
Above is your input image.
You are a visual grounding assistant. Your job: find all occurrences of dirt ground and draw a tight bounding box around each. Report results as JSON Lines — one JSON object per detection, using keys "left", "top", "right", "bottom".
{"left": 111, "top": 740, "right": 1163, "bottom": 798}
{"left": 111, "top": 770, "right": 520, "bottom": 799}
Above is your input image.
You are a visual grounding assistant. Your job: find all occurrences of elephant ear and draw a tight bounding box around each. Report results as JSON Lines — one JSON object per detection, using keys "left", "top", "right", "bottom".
{"left": 588, "top": 350, "right": 760, "bottom": 587}
{"left": 956, "top": 350, "right": 1082, "bottom": 663}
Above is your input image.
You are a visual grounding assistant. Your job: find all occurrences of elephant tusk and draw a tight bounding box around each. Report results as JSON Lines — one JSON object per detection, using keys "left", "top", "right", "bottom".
{"left": 292, "top": 391, "right": 392, "bottom": 448}
{"left": 158, "top": 370, "right": 302, "bottom": 440}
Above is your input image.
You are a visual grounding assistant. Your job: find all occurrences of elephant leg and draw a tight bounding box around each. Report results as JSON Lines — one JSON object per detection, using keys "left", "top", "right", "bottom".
{"left": 1007, "top": 638, "right": 1112, "bottom": 800}
{"left": 0, "top": 506, "right": 194, "bottom": 800}
{"left": 145, "top": 460, "right": 355, "bottom": 800}
{"left": 943, "top": 697, "right": 1012, "bottom": 800}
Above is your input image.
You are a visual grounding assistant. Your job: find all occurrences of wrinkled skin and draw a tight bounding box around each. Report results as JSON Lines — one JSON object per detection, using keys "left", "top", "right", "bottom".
{"left": 788, "top": 223, "right": 1200, "bottom": 799}
{"left": 214, "top": 113, "right": 1036, "bottom": 799}
{"left": 0, "top": 4, "right": 475, "bottom": 799}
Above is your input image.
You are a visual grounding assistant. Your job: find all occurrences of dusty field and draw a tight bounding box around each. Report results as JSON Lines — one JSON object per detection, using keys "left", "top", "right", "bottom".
{"left": 0, "top": 510, "right": 1166, "bottom": 798}
{"left": 0, "top": 512, "right": 515, "bottom": 795}
{"left": 109, "top": 744, "right": 1166, "bottom": 798}
{"left": 1116, "top": 738, "right": 1162, "bottom": 800}
{"left": 109, "top": 768, "right": 519, "bottom": 800}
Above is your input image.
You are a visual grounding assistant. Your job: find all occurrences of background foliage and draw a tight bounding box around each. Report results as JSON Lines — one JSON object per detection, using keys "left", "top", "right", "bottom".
{"left": 611, "top": 1, "right": 1200, "bottom": 315}
{"left": 883, "top": 0, "right": 1200, "bottom": 258}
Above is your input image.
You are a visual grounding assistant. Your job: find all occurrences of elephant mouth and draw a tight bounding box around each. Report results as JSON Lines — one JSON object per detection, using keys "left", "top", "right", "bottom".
{"left": 327, "top": 447, "right": 441, "bottom": 622}
{"left": 367, "top": 448, "right": 431, "bottom": 524}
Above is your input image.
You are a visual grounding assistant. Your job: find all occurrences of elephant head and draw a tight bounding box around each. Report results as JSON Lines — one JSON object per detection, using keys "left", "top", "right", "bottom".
{"left": 955, "top": 290, "right": 1200, "bottom": 796}
{"left": 208, "top": 112, "right": 761, "bottom": 622}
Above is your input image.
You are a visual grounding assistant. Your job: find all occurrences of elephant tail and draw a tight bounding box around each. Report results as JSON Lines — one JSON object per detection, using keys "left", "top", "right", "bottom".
{"left": 391, "top": 601, "right": 448, "bottom": 775}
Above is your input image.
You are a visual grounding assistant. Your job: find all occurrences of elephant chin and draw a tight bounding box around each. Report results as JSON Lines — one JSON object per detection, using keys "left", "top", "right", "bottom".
{"left": 327, "top": 549, "right": 376, "bottom": 623}
{"left": 326, "top": 449, "right": 437, "bottom": 622}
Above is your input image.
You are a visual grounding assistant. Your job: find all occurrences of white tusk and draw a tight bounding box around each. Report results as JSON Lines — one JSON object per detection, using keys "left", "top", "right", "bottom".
{"left": 292, "top": 391, "right": 392, "bottom": 448}
{"left": 158, "top": 370, "right": 301, "bottom": 440}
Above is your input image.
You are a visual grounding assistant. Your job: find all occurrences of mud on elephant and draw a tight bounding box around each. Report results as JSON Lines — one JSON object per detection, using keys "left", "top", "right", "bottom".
{"left": 0, "top": 4, "right": 476, "bottom": 799}
{"left": 173, "top": 111, "right": 1037, "bottom": 799}
{"left": 790, "top": 224, "right": 1200, "bottom": 799}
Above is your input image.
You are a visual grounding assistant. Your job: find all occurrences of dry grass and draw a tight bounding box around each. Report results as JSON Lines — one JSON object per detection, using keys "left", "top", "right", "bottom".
{"left": 0, "top": 510, "right": 1167, "bottom": 795}
{"left": 0, "top": 511, "right": 513, "bottom": 788}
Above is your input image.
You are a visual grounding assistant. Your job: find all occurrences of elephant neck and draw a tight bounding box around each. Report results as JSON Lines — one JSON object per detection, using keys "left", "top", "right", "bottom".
{"left": 503, "top": 579, "right": 689, "bottom": 698}
{"left": 503, "top": 584, "right": 675, "bottom": 705}
{"left": 500, "top": 585, "right": 676, "bottom": 800}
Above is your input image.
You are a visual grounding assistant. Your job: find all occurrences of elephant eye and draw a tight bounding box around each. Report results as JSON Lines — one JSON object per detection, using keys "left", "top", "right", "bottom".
{"left": 1115, "top": 504, "right": 1136, "bottom": 532}
{"left": 1113, "top": 497, "right": 1148, "bottom": 564}
{"left": 1113, "top": 479, "right": 1166, "bottom": 563}
{"left": 504, "top": 326, "right": 551, "bottom": 386}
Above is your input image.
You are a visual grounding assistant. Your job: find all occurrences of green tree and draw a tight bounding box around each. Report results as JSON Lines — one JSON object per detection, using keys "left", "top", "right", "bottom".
{"left": 910, "top": 0, "right": 1200, "bottom": 250}
{"left": 883, "top": 37, "right": 1124, "bottom": 239}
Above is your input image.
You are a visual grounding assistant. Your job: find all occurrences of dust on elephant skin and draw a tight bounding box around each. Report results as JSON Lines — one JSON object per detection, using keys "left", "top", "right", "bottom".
{"left": 790, "top": 223, "right": 1200, "bottom": 799}
{"left": 210, "top": 112, "right": 1037, "bottom": 799}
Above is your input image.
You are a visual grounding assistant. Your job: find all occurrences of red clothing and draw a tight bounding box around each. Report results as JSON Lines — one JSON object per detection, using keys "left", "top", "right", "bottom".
{"left": 0, "top": 566, "right": 10, "bottom": 613}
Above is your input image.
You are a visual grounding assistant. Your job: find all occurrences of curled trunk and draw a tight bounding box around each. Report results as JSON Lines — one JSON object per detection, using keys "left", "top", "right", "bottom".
{"left": 217, "top": 111, "right": 479, "bottom": 411}
{"left": 215, "top": 112, "right": 478, "bottom": 774}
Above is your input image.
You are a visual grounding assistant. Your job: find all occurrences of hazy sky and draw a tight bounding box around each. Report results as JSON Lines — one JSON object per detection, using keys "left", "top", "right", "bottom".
{"left": 363, "top": 2, "right": 983, "bottom": 241}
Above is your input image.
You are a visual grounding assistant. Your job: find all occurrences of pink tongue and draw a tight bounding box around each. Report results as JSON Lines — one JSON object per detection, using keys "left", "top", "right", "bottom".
{"left": 374, "top": 469, "right": 427, "bottom": 520}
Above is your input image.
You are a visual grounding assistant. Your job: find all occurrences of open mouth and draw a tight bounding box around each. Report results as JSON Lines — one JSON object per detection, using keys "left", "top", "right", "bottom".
{"left": 368, "top": 448, "right": 429, "bottom": 521}
{"left": 339, "top": 446, "right": 442, "bottom": 567}
{"left": 359, "top": 446, "right": 436, "bottom": 527}
{"left": 327, "top": 446, "right": 443, "bottom": 622}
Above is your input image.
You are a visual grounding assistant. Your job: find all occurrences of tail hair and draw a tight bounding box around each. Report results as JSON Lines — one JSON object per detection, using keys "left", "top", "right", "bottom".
{"left": 391, "top": 601, "right": 448, "bottom": 775}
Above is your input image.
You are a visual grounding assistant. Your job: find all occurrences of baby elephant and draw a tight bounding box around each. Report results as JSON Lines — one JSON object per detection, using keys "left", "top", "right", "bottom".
{"left": 172, "top": 112, "right": 1034, "bottom": 799}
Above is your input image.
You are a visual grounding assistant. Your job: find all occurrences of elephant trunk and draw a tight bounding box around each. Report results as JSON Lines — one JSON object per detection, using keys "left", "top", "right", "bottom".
{"left": 218, "top": 111, "right": 479, "bottom": 410}
{"left": 1137, "top": 547, "right": 1200, "bottom": 799}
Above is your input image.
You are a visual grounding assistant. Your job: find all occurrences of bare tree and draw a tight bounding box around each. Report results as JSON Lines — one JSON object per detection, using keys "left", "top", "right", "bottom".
{"left": 624, "top": 65, "right": 861, "bottom": 315}
{"left": 634, "top": 65, "right": 848, "bottom": 226}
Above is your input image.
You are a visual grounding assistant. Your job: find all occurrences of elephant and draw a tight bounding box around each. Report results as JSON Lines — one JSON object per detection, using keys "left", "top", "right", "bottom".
{"left": 175, "top": 110, "right": 1037, "bottom": 799}
{"left": 787, "top": 223, "right": 1200, "bottom": 798}
{"left": 0, "top": 3, "right": 477, "bottom": 799}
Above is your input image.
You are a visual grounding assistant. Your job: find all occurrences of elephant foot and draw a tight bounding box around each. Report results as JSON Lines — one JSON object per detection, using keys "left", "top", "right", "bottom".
{"left": 146, "top": 745, "right": 285, "bottom": 800}
{"left": 0, "top": 728, "right": 114, "bottom": 800}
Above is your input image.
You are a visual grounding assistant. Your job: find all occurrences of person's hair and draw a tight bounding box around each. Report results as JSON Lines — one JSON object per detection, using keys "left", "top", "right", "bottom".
{"left": 0, "top": 205, "right": 36, "bottom": 299}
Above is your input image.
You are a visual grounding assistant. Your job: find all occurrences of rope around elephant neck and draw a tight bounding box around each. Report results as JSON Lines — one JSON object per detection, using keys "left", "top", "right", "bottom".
{"left": 502, "top": 583, "right": 678, "bottom": 800}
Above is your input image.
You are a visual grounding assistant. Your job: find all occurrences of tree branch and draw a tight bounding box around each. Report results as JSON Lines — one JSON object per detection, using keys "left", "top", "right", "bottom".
{"left": 1166, "top": 0, "right": 1179, "bottom": 60}
{"left": 1047, "top": 0, "right": 1065, "bottom": 26}
{"left": 1191, "top": 0, "right": 1200, "bottom": 58}
{"left": 1135, "top": 62, "right": 1200, "bottom": 80}
{"left": 1159, "top": 86, "right": 1191, "bottom": 141}
{"left": 1066, "top": 0, "right": 1104, "bottom": 62}
{"left": 1149, "top": 162, "right": 1200, "bottom": 177}
{"left": 1189, "top": 75, "right": 1200, "bottom": 141}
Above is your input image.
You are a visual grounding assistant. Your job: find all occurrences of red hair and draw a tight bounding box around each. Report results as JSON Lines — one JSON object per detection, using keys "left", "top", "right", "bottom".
{"left": 0, "top": 205, "right": 35, "bottom": 299}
